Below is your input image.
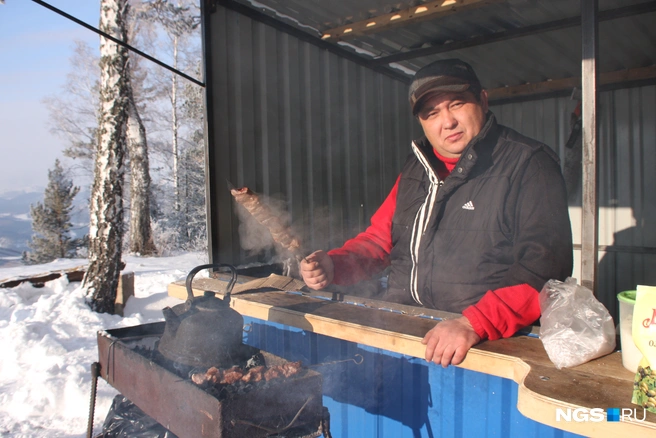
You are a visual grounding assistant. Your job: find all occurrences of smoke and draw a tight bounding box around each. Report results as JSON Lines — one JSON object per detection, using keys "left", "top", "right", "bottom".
{"left": 232, "top": 193, "right": 293, "bottom": 258}
{"left": 231, "top": 186, "right": 386, "bottom": 275}
{"left": 298, "top": 205, "right": 338, "bottom": 253}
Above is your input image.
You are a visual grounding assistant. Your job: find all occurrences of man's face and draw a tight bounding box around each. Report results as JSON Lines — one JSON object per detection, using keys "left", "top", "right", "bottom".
{"left": 417, "top": 90, "right": 488, "bottom": 158}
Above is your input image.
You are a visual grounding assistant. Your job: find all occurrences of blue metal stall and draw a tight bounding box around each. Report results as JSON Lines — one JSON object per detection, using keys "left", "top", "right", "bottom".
{"left": 243, "top": 317, "right": 582, "bottom": 438}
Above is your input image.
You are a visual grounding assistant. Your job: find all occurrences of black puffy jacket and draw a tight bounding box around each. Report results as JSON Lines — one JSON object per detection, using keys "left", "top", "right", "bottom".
{"left": 383, "top": 113, "right": 573, "bottom": 312}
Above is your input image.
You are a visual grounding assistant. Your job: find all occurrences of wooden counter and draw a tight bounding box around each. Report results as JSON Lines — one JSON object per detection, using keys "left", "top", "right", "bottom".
{"left": 168, "top": 275, "right": 656, "bottom": 437}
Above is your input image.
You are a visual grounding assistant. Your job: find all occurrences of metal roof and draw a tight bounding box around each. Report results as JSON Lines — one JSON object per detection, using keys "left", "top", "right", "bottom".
{"left": 225, "top": 0, "right": 656, "bottom": 93}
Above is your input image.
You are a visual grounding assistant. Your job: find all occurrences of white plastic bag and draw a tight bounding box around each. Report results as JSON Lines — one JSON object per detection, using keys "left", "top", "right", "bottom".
{"left": 539, "top": 277, "right": 616, "bottom": 369}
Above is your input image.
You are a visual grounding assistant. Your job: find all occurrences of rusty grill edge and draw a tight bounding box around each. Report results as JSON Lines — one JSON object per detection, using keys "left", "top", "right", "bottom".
{"left": 96, "top": 322, "right": 325, "bottom": 438}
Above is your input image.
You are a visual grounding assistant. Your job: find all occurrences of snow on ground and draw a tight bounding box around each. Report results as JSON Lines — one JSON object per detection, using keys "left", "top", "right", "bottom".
{"left": 0, "top": 252, "right": 209, "bottom": 437}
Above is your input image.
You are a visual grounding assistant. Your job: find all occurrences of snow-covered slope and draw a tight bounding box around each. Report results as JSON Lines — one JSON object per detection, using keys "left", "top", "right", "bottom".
{"left": 0, "top": 252, "right": 208, "bottom": 437}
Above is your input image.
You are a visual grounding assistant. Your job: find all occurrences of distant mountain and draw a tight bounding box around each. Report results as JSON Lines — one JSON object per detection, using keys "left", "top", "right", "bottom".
{"left": 0, "top": 191, "right": 43, "bottom": 215}
{"left": 0, "top": 247, "right": 21, "bottom": 257}
{"left": 0, "top": 189, "right": 90, "bottom": 259}
{"left": 0, "top": 246, "right": 22, "bottom": 268}
{"left": 0, "top": 213, "right": 32, "bottom": 252}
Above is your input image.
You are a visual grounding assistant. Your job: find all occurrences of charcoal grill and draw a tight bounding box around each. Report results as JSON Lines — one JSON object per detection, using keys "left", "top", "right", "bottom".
{"left": 91, "top": 322, "right": 328, "bottom": 438}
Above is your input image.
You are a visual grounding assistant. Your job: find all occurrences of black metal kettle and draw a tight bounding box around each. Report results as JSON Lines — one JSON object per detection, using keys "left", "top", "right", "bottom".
{"left": 157, "top": 263, "right": 245, "bottom": 368}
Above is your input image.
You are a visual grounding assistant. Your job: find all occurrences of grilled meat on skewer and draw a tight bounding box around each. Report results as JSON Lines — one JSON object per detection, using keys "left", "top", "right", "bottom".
{"left": 229, "top": 186, "right": 305, "bottom": 277}
{"left": 220, "top": 366, "right": 245, "bottom": 384}
{"left": 190, "top": 361, "right": 303, "bottom": 387}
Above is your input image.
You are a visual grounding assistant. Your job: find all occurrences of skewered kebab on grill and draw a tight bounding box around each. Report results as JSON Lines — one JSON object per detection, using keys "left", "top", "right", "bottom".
{"left": 191, "top": 361, "right": 303, "bottom": 386}
{"left": 229, "top": 185, "right": 305, "bottom": 276}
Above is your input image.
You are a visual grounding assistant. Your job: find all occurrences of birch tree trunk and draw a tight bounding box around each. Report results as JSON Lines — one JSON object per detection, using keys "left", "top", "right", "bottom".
{"left": 127, "top": 96, "right": 156, "bottom": 255}
{"left": 84, "top": 0, "right": 129, "bottom": 313}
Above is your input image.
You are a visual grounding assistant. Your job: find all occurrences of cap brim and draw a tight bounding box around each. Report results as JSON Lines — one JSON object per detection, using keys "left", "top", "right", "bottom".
{"left": 411, "top": 83, "right": 471, "bottom": 115}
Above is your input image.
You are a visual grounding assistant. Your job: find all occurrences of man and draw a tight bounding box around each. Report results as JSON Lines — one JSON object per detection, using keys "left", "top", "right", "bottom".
{"left": 300, "top": 59, "right": 573, "bottom": 367}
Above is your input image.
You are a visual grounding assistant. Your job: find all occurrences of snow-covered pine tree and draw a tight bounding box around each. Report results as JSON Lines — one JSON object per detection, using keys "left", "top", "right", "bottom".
{"left": 23, "top": 160, "right": 82, "bottom": 264}
{"left": 84, "top": 0, "right": 130, "bottom": 314}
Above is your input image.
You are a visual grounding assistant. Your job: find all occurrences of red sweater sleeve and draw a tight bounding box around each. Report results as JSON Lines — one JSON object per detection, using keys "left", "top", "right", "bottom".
{"left": 327, "top": 176, "right": 400, "bottom": 285}
{"left": 462, "top": 284, "right": 541, "bottom": 340}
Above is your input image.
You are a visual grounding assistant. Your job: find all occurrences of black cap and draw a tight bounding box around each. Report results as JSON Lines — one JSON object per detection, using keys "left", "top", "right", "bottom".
{"left": 409, "top": 59, "right": 482, "bottom": 115}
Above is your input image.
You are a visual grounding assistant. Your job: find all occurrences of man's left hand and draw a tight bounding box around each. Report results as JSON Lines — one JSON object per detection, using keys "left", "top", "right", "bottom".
{"left": 421, "top": 317, "right": 481, "bottom": 367}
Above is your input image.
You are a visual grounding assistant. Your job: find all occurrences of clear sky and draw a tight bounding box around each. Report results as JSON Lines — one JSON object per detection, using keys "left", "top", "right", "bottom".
{"left": 0, "top": 0, "right": 99, "bottom": 194}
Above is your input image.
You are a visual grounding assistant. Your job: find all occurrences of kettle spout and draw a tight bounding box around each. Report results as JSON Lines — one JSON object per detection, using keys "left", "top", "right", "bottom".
{"left": 162, "top": 307, "right": 181, "bottom": 335}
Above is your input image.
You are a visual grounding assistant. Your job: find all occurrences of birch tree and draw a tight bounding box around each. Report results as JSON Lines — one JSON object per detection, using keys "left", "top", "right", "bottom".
{"left": 139, "top": 0, "right": 200, "bottom": 214}
{"left": 84, "top": 0, "right": 130, "bottom": 313}
{"left": 45, "top": 41, "right": 100, "bottom": 172}
{"left": 48, "top": 37, "right": 156, "bottom": 256}
{"left": 115, "top": 3, "right": 156, "bottom": 256}
{"left": 126, "top": 80, "right": 157, "bottom": 255}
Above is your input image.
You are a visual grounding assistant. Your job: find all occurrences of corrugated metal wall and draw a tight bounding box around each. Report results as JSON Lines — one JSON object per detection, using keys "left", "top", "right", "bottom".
{"left": 492, "top": 85, "right": 656, "bottom": 321}
{"left": 205, "top": 5, "right": 420, "bottom": 267}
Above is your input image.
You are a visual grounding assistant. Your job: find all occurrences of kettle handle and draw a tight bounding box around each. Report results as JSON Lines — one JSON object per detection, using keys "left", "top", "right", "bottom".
{"left": 185, "top": 264, "right": 238, "bottom": 303}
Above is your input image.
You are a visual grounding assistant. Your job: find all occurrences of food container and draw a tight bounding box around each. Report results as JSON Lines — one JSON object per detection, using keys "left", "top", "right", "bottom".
{"left": 618, "top": 290, "right": 642, "bottom": 372}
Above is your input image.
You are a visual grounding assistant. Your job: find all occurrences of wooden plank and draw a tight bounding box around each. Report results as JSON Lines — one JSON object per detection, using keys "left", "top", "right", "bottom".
{"left": 169, "top": 280, "right": 520, "bottom": 377}
{"left": 488, "top": 76, "right": 579, "bottom": 101}
{"left": 320, "top": 0, "right": 498, "bottom": 42}
{"left": 487, "top": 65, "right": 656, "bottom": 102}
{"left": 169, "top": 276, "right": 484, "bottom": 323}
{"left": 518, "top": 362, "right": 656, "bottom": 436}
{"left": 580, "top": 0, "right": 599, "bottom": 292}
{"left": 0, "top": 265, "right": 86, "bottom": 288}
{"left": 114, "top": 271, "right": 134, "bottom": 317}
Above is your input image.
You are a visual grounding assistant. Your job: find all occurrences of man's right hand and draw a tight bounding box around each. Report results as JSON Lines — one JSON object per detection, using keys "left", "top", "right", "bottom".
{"left": 300, "top": 250, "right": 334, "bottom": 290}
